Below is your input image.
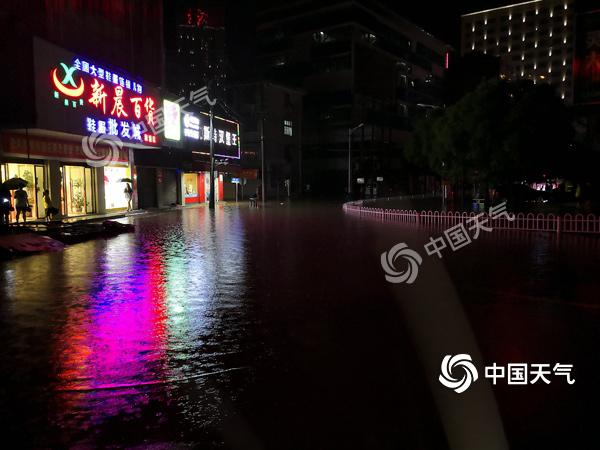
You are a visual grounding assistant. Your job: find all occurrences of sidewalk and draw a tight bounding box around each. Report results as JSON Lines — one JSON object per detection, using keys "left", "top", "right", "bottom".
{"left": 3, "top": 201, "right": 259, "bottom": 233}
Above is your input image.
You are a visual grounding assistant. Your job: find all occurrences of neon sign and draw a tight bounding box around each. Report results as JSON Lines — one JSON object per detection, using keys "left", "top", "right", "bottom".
{"left": 163, "top": 100, "right": 181, "bottom": 141}
{"left": 184, "top": 111, "right": 241, "bottom": 159}
{"left": 73, "top": 57, "right": 143, "bottom": 94}
{"left": 50, "top": 59, "right": 158, "bottom": 144}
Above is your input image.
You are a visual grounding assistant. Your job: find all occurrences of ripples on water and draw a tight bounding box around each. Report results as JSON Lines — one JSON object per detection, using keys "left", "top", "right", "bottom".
{"left": 0, "top": 206, "right": 256, "bottom": 446}
{"left": 0, "top": 204, "right": 599, "bottom": 448}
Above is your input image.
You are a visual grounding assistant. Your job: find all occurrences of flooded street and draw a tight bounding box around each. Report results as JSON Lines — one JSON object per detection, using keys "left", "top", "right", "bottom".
{"left": 0, "top": 203, "right": 598, "bottom": 449}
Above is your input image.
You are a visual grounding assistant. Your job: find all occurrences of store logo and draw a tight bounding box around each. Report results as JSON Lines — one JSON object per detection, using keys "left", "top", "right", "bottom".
{"left": 81, "top": 132, "right": 122, "bottom": 167}
{"left": 380, "top": 242, "right": 422, "bottom": 284}
{"left": 439, "top": 354, "right": 479, "bottom": 394}
{"left": 52, "top": 62, "right": 85, "bottom": 98}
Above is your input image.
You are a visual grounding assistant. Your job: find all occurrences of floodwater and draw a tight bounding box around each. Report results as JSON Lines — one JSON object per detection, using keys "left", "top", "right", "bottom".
{"left": 0, "top": 203, "right": 598, "bottom": 449}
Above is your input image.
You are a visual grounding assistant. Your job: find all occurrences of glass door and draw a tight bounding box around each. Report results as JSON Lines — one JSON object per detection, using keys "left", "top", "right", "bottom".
{"left": 63, "top": 165, "right": 96, "bottom": 216}
{"left": 35, "top": 165, "right": 46, "bottom": 219}
{"left": 6, "top": 163, "right": 38, "bottom": 220}
{"left": 85, "top": 167, "right": 95, "bottom": 214}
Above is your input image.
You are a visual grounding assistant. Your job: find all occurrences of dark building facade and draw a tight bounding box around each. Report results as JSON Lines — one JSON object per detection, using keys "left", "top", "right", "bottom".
{"left": 255, "top": 0, "right": 449, "bottom": 197}
{"left": 228, "top": 81, "right": 304, "bottom": 200}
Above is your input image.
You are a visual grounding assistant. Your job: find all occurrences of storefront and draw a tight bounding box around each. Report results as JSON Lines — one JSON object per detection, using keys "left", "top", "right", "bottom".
{"left": 104, "top": 164, "right": 131, "bottom": 211}
{"left": 182, "top": 171, "right": 224, "bottom": 204}
{"left": 0, "top": 131, "right": 132, "bottom": 219}
{"left": 0, "top": 38, "right": 162, "bottom": 219}
{"left": 1, "top": 162, "right": 46, "bottom": 220}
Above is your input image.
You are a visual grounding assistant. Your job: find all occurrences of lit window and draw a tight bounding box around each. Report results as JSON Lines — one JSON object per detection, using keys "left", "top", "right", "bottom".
{"left": 283, "top": 120, "right": 293, "bottom": 136}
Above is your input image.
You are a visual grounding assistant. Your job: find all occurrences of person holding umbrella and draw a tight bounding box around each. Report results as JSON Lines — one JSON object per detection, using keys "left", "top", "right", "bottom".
{"left": 0, "top": 184, "right": 11, "bottom": 226}
{"left": 2, "top": 177, "right": 28, "bottom": 225}
{"left": 120, "top": 178, "right": 133, "bottom": 211}
{"left": 14, "top": 186, "right": 30, "bottom": 224}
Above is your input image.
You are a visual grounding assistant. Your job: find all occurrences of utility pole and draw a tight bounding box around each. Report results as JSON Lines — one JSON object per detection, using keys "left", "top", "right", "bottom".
{"left": 209, "top": 105, "right": 215, "bottom": 210}
{"left": 348, "top": 123, "right": 364, "bottom": 197}
{"left": 260, "top": 112, "right": 265, "bottom": 205}
{"left": 259, "top": 83, "right": 266, "bottom": 205}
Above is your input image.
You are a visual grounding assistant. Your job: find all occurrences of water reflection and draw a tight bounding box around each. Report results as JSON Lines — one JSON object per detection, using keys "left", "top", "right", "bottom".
{"left": 43, "top": 206, "right": 247, "bottom": 432}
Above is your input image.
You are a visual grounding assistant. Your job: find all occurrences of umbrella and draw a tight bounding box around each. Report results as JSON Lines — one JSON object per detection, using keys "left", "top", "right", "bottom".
{"left": 119, "top": 178, "right": 133, "bottom": 183}
{"left": 2, "top": 177, "right": 28, "bottom": 190}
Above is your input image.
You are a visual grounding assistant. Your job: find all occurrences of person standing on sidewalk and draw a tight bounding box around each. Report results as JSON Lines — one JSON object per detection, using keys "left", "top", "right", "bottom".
{"left": 43, "top": 189, "right": 58, "bottom": 222}
{"left": 0, "top": 185, "right": 11, "bottom": 226}
{"left": 14, "top": 187, "right": 29, "bottom": 224}
{"left": 124, "top": 183, "right": 133, "bottom": 211}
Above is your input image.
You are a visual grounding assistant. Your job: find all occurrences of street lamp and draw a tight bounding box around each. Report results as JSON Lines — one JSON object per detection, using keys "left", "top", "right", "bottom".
{"left": 348, "top": 123, "right": 364, "bottom": 197}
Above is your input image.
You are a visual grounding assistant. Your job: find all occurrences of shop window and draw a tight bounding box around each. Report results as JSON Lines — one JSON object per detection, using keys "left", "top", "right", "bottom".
{"left": 62, "top": 165, "right": 95, "bottom": 216}
{"left": 183, "top": 173, "right": 199, "bottom": 198}
{"left": 5, "top": 163, "right": 45, "bottom": 220}
{"left": 104, "top": 165, "right": 131, "bottom": 210}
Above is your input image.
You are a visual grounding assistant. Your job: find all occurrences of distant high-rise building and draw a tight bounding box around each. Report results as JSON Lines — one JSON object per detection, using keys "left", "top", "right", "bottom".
{"left": 170, "top": 5, "right": 228, "bottom": 97}
{"left": 461, "top": 0, "right": 575, "bottom": 102}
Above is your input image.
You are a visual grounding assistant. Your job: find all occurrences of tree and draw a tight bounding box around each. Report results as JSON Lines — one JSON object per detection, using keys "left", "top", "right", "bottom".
{"left": 406, "top": 79, "right": 573, "bottom": 194}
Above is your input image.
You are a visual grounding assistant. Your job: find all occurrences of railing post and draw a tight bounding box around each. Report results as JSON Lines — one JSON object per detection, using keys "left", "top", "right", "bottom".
{"left": 416, "top": 211, "right": 421, "bottom": 225}
{"left": 557, "top": 216, "right": 561, "bottom": 234}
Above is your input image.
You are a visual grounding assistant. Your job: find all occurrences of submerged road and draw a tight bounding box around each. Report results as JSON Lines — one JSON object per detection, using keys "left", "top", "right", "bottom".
{"left": 0, "top": 203, "right": 598, "bottom": 449}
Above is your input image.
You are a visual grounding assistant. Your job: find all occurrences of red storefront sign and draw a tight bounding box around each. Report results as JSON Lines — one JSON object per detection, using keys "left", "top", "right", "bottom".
{"left": 1, "top": 132, "right": 129, "bottom": 163}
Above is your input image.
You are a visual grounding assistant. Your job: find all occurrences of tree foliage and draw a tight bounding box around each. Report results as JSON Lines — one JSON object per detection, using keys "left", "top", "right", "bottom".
{"left": 406, "top": 79, "right": 573, "bottom": 187}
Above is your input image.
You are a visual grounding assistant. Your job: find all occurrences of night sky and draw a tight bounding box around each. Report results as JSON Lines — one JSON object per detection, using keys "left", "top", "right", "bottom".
{"left": 381, "top": 0, "right": 515, "bottom": 47}
{"left": 164, "top": 0, "right": 516, "bottom": 79}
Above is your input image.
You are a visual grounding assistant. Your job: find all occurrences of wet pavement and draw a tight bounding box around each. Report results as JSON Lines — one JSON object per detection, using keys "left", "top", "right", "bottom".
{"left": 0, "top": 202, "right": 598, "bottom": 449}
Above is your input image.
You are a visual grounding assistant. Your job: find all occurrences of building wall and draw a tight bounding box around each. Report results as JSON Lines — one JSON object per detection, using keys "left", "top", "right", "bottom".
{"left": 255, "top": 0, "right": 448, "bottom": 196}
{"left": 461, "top": 0, "right": 574, "bottom": 102}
